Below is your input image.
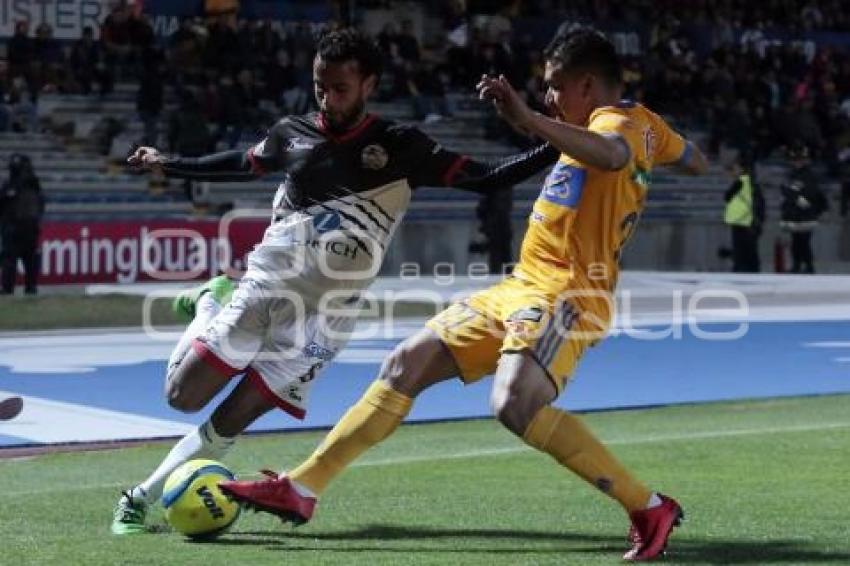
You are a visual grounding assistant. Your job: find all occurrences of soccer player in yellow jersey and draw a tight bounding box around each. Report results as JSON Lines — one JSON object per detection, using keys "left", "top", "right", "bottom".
{"left": 222, "top": 28, "right": 708, "bottom": 561}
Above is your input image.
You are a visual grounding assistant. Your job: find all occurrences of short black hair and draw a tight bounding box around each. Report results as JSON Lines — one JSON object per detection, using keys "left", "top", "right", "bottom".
{"left": 316, "top": 27, "right": 383, "bottom": 81}
{"left": 544, "top": 27, "right": 622, "bottom": 86}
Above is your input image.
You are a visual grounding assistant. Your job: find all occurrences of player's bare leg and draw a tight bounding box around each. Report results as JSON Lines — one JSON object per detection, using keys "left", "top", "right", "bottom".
{"left": 114, "top": 281, "right": 257, "bottom": 535}
{"left": 220, "top": 327, "right": 458, "bottom": 523}
{"left": 493, "top": 350, "right": 683, "bottom": 561}
{"left": 112, "top": 375, "right": 275, "bottom": 534}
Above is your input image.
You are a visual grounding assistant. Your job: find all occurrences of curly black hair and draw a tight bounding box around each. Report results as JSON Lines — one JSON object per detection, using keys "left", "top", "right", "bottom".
{"left": 544, "top": 27, "right": 622, "bottom": 87}
{"left": 316, "top": 27, "right": 383, "bottom": 80}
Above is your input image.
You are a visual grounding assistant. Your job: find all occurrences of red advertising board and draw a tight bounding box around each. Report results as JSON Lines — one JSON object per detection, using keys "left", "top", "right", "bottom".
{"left": 22, "top": 218, "right": 268, "bottom": 285}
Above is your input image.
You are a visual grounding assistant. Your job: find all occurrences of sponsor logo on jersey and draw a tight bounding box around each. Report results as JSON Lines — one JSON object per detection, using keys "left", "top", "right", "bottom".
{"left": 308, "top": 239, "right": 359, "bottom": 259}
{"left": 508, "top": 307, "right": 544, "bottom": 322}
{"left": 287, "top": 385, "right": 303, "bottom": 402}
{"left": 299, "top": 362, "right": 323, "bottom": 383}
{"left": 312, "top": 211, "right": 341, "bottom": 233}
{"left": 361, "top": 144, "right": 389, "bottom": 170}
{"left": 541, "top": 162, "right": 585, "bottom": 208}
{"left": 531, "top": 211, "right": 546, "bottom": 222}
{"left": 303, "top": 342, "right": 335, "bottom": 361}
{"left": 285, "top": 137, "right": 315, "bottom": 151}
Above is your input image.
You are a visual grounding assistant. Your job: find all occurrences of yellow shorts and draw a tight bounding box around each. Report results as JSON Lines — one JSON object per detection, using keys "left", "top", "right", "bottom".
{"left": 426, "top": 276, "right": 600, "bottom": 393}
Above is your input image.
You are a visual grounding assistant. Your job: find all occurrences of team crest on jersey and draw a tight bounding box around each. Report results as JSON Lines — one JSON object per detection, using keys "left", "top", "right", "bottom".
{"left": 361, "top": 144, "right": 388, "bottom": 170}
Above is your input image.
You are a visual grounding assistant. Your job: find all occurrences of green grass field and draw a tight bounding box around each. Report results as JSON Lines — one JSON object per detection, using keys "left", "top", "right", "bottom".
{"left": 2, "top": 394, "right": 849, "bottom": 565}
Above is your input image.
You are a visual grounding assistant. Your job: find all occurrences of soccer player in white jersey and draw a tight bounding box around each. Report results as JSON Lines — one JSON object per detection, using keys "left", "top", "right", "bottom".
{"left": 111, "top": 28, "right": 558, "bottom": 534}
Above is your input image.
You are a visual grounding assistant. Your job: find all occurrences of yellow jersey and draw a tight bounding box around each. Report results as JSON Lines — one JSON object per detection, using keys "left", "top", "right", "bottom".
{"left": 513, "top": 101, "right": 692, "bottom": 324}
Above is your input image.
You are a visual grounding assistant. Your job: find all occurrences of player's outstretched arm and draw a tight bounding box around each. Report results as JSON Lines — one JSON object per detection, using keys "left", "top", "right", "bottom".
{"left": 675, "top": 141, "right": 708, "bottom": 176}
{"left": 403, "top": 125, "right": 558, "bottom": 192}
{"left": 449, "top": 142, "right": 560, "bottom": 192}
{"left": 127, "top": 145, "right": 259, "bottom": 182}
{"left": 478, "top": 75, "right": 629, "bottom": 171}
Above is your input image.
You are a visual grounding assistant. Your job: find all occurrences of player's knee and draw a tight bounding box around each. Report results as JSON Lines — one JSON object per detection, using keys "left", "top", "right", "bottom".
{"left": 490, "top": 388, "right": 533, "bottom": 436}
{"left": 490, "top": 375, "right": 550, "bottom": 435}
{"left": 378, "top": 342, "right": 431, "bottom": 396}
{"left": 165, "top": 373, "right": 203, "bottom": 413}
{"left": 378, "top": 344, "right": 416, "bottom": 392}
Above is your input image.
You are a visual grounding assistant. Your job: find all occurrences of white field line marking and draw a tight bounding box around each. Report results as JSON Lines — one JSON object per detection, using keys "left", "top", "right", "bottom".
{"left": 4, "top": 420, "right": 850, "bottom": 498}
{"left": 350, "top": 420, "right": 850, "bottom": 468}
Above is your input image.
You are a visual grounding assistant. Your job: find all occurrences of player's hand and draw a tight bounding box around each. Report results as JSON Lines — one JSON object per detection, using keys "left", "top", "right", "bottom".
{"left": 796, "top": 195, "right": 811, "bottom": 209}
{"left": 127, "top": 146, "right": 165, "bottom": 174}
{"left": 476, "top": 74, "right": 534, "bottom": 130}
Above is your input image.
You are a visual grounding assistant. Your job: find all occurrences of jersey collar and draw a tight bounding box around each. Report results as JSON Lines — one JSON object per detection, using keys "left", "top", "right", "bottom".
{"left": 316, "top": 112, "right": 377, "bottom": 143}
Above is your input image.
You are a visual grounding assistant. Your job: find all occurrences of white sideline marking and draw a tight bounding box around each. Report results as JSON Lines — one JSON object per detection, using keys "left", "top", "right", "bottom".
{"left": 352, "top": 420, "right": 850, "bottom": 468}
{"left": 5, "top": 419, "right": 849, "bottom": 498}
{"left": 0, "top": 390, "right": 193, "bottom": 444}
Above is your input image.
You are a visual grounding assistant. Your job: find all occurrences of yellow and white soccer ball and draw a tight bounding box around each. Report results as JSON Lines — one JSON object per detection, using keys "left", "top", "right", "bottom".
{"left": 161, "top": 459, "right": 241, "bottom": 539}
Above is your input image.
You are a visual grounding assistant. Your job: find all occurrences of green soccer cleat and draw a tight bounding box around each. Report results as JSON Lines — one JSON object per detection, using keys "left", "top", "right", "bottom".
{"left": 171, "top": 275, "right": 236, "bottom": 323}
{"left": 111, "top": 491, "right": 148, "bottom": 535}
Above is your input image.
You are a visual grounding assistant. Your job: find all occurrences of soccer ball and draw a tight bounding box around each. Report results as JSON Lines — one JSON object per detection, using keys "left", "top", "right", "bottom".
{"left": 161, "top": 459, "right": 241, "bottom": 539}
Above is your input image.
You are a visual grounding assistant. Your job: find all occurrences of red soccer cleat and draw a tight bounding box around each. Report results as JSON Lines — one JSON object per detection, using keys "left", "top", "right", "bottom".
{"left": 623, "top": 494, "right": 684, "bottom": 561}
{"left": 219, "top": 471, "right": 316, "bottom": 526}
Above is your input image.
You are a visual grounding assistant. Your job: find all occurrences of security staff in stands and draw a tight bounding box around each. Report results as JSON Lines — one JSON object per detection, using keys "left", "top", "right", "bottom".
{"left": 723, "top": 153, "right": 765, "bottom": 272}
{"left": 780, "top": 143, "right": 827, "bottom": 274}
{"left": 0, "top": 154, "right": 44, "bottom": 294}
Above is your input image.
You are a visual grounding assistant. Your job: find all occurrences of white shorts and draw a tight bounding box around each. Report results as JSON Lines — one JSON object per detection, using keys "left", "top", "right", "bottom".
{"left": 192, "top": 278, "right": 357, "bottom": 419}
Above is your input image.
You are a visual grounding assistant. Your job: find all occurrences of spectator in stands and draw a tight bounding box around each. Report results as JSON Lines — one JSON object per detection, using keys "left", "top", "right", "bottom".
{"left": 780, "top": 143, "right": 829, "bottom": 273}
{"left": 204, "top": 14, "right": 240, "bottom": 75}
{"left": 168, "top": 90, "right": 211, "bottom": 202}
{"left": 32, "top": 23, "right": 63, "bottom": 93}
{"left": 723, "top": 154, "right": 765, "bottom": 272}
{"left": 265, "top": 48, "right": 308, "bottom": 115}
{"left": 101, "top": 2, "right": 134, "bottom": 79}
{"left": 6, "top": 76, "right": 37, "bottom": 132}
{"left": 70, "top": 26, "right": 111, "bottom": 95}
{"left": 0, "top": 154, "right": 44, "bottom": 295}
{"left": 377, "top": 21, "right": 400, "bottom": 55}
{"left": 128, "top": 12, "right": 155, "bottom": 53}
{"left": 234, "top": 69, "right": 265, "bottom": 138}
{"left": 0, "top": 63, "right": 9, "bottom": 132}
{"left": 254, "top": 20, "right": 283, "bottom": 68}
{"left": 396, "top": 19, "right": 421, "bottom": 63}
{"left": 205, "top": 0, "right": 239, "bottom": 16}
{"left": 291, "top": 48, "right": 315, "bottom": 110}
{"left": 169, "top": 90, "right": 211, "bottom": 158}
{"left": 469, "top": 184, "right": 513, "bottom": 274}
{"left": 839, "top": 145, "right": 850, "bottom": 217}
{"left": 137, "top": 59, "right": 164, "bottom": 146}
{"left": 407, "top": 60, "right": 451, "bottom": 122}
{"left": 7, "top": 21, "right": 32, "bottom": 85}
{"left": 213, "top": 73, "right": 243, "bottom": 148}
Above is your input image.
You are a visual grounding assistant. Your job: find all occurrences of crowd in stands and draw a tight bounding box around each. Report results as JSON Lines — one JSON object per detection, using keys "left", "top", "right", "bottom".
{"left": 2, "top": 0, "right": 850, "bottom": 179}
{"left": 364, "top": 0, "right": 850, "bottom": 174}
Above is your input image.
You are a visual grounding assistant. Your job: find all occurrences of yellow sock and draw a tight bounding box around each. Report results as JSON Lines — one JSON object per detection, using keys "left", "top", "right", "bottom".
{"left": 289, "top": 380, "right": 412, "bottom": 495}
{"left": 522, "top": 406, "right": 651, "bottom": 513}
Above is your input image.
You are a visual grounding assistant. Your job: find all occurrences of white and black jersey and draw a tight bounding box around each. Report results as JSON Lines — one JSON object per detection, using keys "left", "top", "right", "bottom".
{"left": 161, "top": 112, "right": 558, "bottom": 298}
